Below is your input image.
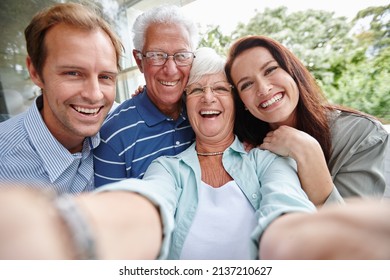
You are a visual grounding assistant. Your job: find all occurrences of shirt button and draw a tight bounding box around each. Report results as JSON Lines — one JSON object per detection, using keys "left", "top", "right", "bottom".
{"left": 252, "top": 193, "right": 258, "bottom": 199}
{"left": 176, "top": 141, "right": 180, "bottom": 145}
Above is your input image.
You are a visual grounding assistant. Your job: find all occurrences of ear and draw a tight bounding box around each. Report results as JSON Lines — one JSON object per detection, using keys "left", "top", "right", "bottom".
{"left": 26, "top": 56, "right": 44, "bottom": 88}
{"left": 132, "top": 49, "right": 144, "bottom": 73}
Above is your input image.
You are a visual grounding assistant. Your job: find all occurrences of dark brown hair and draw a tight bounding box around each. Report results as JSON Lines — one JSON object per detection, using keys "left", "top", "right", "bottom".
{"left": 24, "top": 2, "right": 123, "bottom": 78}
{"left": 225, "top": 35, "right": 333, "bottom": 161}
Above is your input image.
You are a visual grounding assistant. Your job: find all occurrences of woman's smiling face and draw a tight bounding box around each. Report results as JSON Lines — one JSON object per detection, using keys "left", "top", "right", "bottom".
{"left": 230, "top": 46, "right": 299, "bottom": 128}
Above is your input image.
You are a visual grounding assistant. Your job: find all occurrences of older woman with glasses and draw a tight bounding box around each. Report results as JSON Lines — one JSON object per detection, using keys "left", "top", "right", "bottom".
{"left": 94, "top": 47, "right": 316, "bottom": 259}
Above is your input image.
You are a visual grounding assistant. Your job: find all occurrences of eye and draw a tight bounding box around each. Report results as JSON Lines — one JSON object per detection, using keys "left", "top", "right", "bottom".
{"left": 214, "top": 85, "right": 230, "bottom": 93}
{"left": 99, "top": 75, "right": 111, "bottom": 80}
{"left": 154, "top": 52, "right": 166, "bottom": 59}
{"left": 188, "top": 87, "right": 203, "bottom": 95}
{"left": 146, "top": 52, "right": 166, "bottom": 60}
{"left": 175, "top": 52, "right": 191, "bottom": 61}
{"left": 265, "top": 66, "right": 278, "bottom": 75}
{"left": 66, "top": 71, "right": 80, "bottom": 76}
{"left": 239, "top": 81, "right": 253, "bottom": 92}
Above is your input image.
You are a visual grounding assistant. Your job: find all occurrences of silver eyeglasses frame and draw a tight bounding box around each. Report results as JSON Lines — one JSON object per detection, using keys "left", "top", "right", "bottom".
{"left": 185, "top": 81, "right": 234, "bottom": 97}
{"left": 136, "top": 51, "right": 195, "bottom": 66}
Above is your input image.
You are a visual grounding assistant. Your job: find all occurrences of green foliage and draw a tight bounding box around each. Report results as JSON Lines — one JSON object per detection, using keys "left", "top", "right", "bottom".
{"left": 199, "top": 25, "right": 231, "bottom": 56}
{"left": 199, "top": 5, "right": 390, "bottom": 123}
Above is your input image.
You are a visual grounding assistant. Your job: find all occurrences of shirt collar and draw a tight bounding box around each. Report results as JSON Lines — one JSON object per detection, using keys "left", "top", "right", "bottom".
{"left": 133, "top": 89, "right": 188, "bottom": 126}
{"left": 24, "top": 95, "right": 98, "bottom": 182}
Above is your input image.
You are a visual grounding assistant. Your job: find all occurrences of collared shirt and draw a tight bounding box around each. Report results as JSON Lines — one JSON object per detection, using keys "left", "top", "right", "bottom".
{"left": 93, "top": 89, "right": 195, "bottom": 186}
{"left": 0, "top": 95, "right": 99, "bottom": 195}
{"left": 324, "top": 110, "right": 389, "bottom": 204}
{"left": 97, "top": 136, "right": 316, "bottom": 259}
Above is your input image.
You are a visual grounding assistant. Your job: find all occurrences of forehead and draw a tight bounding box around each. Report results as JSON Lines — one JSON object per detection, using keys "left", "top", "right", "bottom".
{"left": 236, "top": 47, "right": 273, "bottom": 64}
{"left": 143, "top": 22, "right": 191, "bottom": 52}
{"left": 43, "top": 24, "right": 117, "bottom": 68}
{"left": 194, "top": 72, "right": 227, "bottom": 84}
{"left": 231, "top": 47, "right": 273, "bottom": 77}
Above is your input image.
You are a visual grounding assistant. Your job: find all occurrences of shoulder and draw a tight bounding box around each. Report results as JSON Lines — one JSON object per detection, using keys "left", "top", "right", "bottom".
{"left": 330, "top": 110, "right": 388, "bottom": 151}
{"left": 104, "top": 98, "right": 137, "bottom": 124}
{"left": 0, "top": 114, "right": 28, "bottom": 155}
{"left": 331, "top": 110, "right": 388, "bottom": 139}
{"left": 99, "top": 98, "right": 140, "bottom": 137}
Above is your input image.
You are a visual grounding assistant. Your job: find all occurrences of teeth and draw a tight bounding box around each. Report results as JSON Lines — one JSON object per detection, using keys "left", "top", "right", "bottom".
{"left": 74, "top": 106, "right": 100, "bottom": 114}
{"left": 260, "top": 93, "right": 283, "bottom": 108}
{"left": 200, "top": 110, "right": 220, "bottom": 116}
{"left": 160, "top": 80, "right": 178, "bottom": 86}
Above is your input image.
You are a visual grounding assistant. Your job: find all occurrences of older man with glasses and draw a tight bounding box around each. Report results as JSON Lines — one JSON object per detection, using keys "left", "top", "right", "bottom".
{"left": 93, "top": 5, "right": 199, "bottom": 186}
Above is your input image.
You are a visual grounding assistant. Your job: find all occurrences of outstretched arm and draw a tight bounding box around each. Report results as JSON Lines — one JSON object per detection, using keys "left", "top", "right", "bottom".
{"left": 259, "top": 199, "right": 390, "bottom": 259}
{"left": 0, "top": 187, "right": 162, "bottom": 259}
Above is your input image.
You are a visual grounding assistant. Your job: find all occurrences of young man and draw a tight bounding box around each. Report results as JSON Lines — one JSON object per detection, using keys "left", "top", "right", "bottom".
{"left": 0, "top": 3, "right": 123, "bottom": 195}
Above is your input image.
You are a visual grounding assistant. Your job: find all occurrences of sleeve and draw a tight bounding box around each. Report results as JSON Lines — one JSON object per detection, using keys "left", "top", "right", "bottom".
{"left": 331, "top": 121, "right": 388, "bottom": 199}
{"left": 323, "top": 185, "right": 345, "bottom": 205}
{"left": 93, "top": 140, "right": 128, "bottom": 187}
{"left": 250, "top": 151, "right": 316, "bottom": 253}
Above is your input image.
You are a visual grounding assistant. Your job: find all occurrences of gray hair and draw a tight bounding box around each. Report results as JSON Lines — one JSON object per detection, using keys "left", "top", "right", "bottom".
{"left": 188, "top": 47, "right": 226, "bottom": 85}
{"left": 132, "top": 4, "right": 199, "bottom": 51}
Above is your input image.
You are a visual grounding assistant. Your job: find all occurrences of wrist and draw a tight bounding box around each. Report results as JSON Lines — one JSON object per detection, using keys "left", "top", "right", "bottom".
{"left": 54, "top": 195, "right": 97, "bottom": 259}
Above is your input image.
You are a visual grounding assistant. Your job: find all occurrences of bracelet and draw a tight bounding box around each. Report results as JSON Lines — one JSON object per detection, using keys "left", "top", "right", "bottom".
{"left": 54, "top": 195, "right": 97, "bottom": 259}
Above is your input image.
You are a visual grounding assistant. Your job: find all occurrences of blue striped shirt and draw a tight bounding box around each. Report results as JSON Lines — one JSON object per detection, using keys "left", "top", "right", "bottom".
{"left": 0, "top": 96, "right": 99, "bottom": 195}
{"left": 93, "top": 89, "right": 195, "bottom": 187}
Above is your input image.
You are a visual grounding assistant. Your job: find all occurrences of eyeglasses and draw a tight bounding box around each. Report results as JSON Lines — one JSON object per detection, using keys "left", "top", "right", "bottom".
{"left": 185, "top": 81, "right": 234, "bottom": 97}
{"left": 136, "top": 51, "right": 195, "bottom": 66}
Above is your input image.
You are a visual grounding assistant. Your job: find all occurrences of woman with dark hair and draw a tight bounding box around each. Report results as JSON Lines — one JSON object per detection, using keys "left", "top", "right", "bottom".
{"left": 225, "top": 35, "right": 388, "bottom": 206}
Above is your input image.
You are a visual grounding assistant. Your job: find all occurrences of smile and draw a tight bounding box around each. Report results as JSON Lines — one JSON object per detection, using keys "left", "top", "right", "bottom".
{"left": 260, "top": 93, "right": 283, "bottom": 108}
{"left": 200, "top": 110, "right": 221, "bottom": 118}
{"left": 159, "top": 80, "right": 179, "bottom": 86}
{"left": 72, "top": 106, "right": 101, "bottom": 115}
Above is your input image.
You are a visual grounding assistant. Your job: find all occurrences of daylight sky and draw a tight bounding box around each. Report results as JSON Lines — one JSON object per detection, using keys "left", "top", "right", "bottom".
{"left": 182, "top": 0, "right": 389, "bottom": 33}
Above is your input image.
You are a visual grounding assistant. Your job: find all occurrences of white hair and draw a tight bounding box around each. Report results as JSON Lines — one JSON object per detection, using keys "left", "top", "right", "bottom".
{"left": 132, "top": 4, "right": 199, "bottom": 51}
{"left": 188, "top": 47, "right": 226, "bottom": 85}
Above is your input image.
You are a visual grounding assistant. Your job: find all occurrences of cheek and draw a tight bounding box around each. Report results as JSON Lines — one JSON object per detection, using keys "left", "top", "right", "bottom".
{"left": 181, "top": 67, "right": 191, "bottom": 81}
{"left": 185, "top": 99, "right": 198, "bottom": 120}
{"left": 102, "top": 84, "right": 116, "bottom": 99}
{"left": 288, "top": 80, "right": 300, "bottom": 105}
{"left": 238, "top": 92, "right": 252, "bottom": 107}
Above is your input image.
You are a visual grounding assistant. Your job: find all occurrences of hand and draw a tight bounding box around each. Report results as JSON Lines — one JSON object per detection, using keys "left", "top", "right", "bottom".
{"left": 260, "top": 126, "right": 333, "bottom": 206}
{"left": 259, "top": 125, "right": 317, "bottom": 159}
{"left": 131, "top": 85, "right": 145, "bottom": 97}
{"left": 0, "top": 187, "right": 75, "bottom": 259}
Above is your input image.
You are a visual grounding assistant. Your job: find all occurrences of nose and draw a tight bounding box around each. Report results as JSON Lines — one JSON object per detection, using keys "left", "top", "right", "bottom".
{"left": 255, "top": 77, "right": 272, "bottom": 96}
{"left": 162, "top": 56, "right": 179, "bottom": 74}
{"left": 82, "top": 77, "right": 104, "bottom": 102}
{"left": 201, "top": 87, "right": 216, "bottom": 103}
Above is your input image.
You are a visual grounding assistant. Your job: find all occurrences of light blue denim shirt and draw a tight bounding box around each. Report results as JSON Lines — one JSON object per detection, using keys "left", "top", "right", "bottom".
{"left": 97, "top": 136, "right": 316, "bottom": 259}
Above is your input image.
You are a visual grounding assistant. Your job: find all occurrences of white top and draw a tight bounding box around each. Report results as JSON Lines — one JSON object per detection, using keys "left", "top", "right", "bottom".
{"left": 180, "top": 180, "right": 257, "bottom": 259}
